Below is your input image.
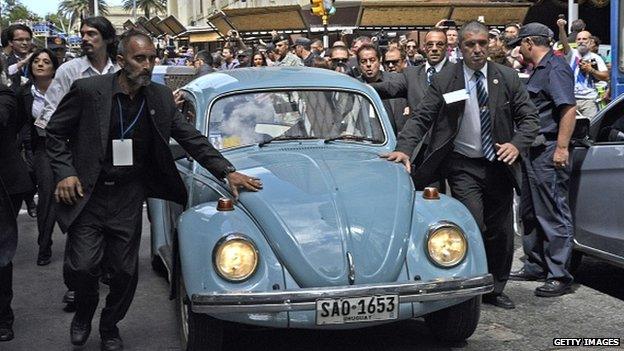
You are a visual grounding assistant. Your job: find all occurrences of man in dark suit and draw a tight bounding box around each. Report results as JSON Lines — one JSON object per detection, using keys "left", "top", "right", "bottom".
{"left": 357, "top": 44, "right": 406, "bottom": 136}
{"left": 5, "top": 24, "right": 33, "bottom": 90}
{"left": 46, "top": 30, "right": 262, "bottom": 351}
{"left": 382, "top": 21, "right": 539, "bottom": 309}
{"left": 370, "top": 28, "right": 452, "bottom": 126}
{"left": 0, "top": 84, "right": 34, "bottom": 342}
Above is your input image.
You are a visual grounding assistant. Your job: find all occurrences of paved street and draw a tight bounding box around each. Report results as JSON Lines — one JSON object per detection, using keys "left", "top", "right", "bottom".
{"left": 4, "top": 208, "right": 624, "bottom": 351}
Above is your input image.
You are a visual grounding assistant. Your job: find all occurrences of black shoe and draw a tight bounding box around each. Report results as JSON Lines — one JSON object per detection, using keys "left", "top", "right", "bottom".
{"left": 482, "top": 293, "right": 515, "bottom": 309}
{"left": 36, "top": 256, "right": 51, "bottom": 266}
{"left": 509, "top": 267, "right": 545, "bottom": 281}
{"left": 0, "top": 326, "right": 14, "bottom": 342}
{"left": 101, "top": 336, "right": 123, "bottom": 351}
{"left": 70, "top": 314, "right": 92, "bottom": 346}
{"left": 535, "top": 279, "right": 572, "bottom": 297}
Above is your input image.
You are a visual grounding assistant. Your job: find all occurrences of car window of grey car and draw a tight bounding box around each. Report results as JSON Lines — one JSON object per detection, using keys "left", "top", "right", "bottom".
{"left": 207, "top": 90, "right": 386, "bottom": 149}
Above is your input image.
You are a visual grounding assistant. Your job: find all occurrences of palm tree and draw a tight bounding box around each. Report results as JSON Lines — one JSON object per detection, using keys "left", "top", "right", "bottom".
{"left": 122, "top": 0, "right": 166, "bottom": 19}
{"left": 58, "top": 0, "right": 109, "bottom": 30}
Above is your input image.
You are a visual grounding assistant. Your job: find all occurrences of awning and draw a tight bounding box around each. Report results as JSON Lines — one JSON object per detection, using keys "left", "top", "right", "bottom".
{"left": 218, "top": 5, "right": 308, "bottom": 32}
{"left": 189, "top": 31, "right": 221, "bottom": 43}
{"left": 358, "top": 0, "right": 531, "bottom": 27}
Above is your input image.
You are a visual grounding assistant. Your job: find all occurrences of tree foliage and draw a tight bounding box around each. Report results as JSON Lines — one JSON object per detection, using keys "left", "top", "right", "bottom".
{"left": 122, "top": 0, "right": 166, "bottom": 19}
{"left": 58, "top": 0, "right": 109, "bottom": 31}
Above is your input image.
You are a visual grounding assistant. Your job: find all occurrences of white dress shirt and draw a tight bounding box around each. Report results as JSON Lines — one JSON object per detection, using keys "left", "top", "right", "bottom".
{"left": 453, "top": 63, "right": 489, "bottom": 158}
{"left": 35, "top": 56, "right": 118, "bottom": 129}
{"left": 424, "top": 57, "right": 447, "bottom": 73}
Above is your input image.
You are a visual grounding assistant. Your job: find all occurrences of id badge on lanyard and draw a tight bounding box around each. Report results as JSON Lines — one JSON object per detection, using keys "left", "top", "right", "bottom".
{"left": 112, "top": 97, "right": 145, "bottom": 166}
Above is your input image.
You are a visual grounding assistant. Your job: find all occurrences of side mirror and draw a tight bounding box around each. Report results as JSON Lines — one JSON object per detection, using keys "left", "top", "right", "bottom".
{"left": 169, "top": 141, "right": 187, "bottom": 161}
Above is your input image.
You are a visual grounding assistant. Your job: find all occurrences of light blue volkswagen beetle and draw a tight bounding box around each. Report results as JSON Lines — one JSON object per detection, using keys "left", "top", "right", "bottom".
{"left": 148, "top": 67, "right": 494, "bottom": 350}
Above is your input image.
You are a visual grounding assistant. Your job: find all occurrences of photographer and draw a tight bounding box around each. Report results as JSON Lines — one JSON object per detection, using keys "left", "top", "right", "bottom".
{"left": 557, "top": 19, "right": 608, "bottom": 119}
{"left": 224, "top": 30, "right": 248, "bottom": 52}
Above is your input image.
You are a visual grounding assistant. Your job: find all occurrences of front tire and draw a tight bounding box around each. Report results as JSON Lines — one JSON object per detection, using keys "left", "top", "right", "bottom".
{"left": 424, "top": 296, "right": 481, "bottom": 342}
{"left": 177, "top": 273, "right": 223, "bottom": 351}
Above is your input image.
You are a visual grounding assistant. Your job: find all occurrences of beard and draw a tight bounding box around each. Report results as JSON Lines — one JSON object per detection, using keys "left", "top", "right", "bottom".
{"left": 124, "top": 67, "right": 152, "bottom": 87}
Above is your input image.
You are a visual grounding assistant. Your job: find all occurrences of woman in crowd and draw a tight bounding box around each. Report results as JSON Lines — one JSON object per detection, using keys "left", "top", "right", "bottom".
{"left": 252, "top": 51, "right": 267, "bottom": 67}
{"left": 16, "top": 48, "right": 59, "bottom": 266}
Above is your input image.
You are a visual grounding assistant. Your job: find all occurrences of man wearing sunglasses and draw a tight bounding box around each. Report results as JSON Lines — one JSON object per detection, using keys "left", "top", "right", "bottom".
{"left": 383, "top": 48, "right": 405, "bottom": 73}
{"left": 370, "top": 28, "right": 453, "bottom": 125}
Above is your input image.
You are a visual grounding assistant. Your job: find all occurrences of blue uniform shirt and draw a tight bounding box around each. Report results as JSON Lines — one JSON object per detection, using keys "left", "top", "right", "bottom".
{"left": 526, "top": 50, "right": 576, "bottom": 135}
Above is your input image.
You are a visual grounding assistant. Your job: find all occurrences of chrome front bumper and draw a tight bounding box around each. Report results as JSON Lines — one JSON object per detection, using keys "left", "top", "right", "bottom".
{"left": 191, "top": 274, "right": 493, "bottom": 314}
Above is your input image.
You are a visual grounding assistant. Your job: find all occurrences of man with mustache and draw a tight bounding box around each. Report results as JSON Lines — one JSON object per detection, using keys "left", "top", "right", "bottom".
{"left": 35, "top": 16, "right": 120, "bottom": 314}
{"left": 46, "top": 30, "right": 262, "bottom": 351}
{"left": 382, "top": 21, "right": 539, "bottom": 309}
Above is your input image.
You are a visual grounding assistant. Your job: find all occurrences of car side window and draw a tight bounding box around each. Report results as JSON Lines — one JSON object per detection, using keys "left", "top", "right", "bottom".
{"left": 595, "top": 98, "right": 624, "bottom": 143}
{"left": 175, "top": 90, "right": 197, "bottom": 125}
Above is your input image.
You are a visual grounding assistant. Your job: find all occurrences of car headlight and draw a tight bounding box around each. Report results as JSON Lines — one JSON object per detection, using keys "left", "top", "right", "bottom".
{"left": 426, "top": 222, "right": 467, "bottom": 268}
{"left": 213, "top": 234, "right": 259, "bottom": 282}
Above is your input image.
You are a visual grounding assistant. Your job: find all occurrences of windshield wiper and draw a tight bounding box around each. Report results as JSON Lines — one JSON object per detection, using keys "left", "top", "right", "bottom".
{"left": 323, "top": 134, "right": 383, "bottom": 144}
{"left": 258, "top": 135, "right": 318, "bottom": 147}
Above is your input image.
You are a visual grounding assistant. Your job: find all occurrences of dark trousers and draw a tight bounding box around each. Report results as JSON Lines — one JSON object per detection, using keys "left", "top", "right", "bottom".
{"left": 0, "top": 194, "right": 24, "bottom": 328}
{"left": 442, "top": 152, "right": 514, "bottom": 295}
{"left": 65, "top": 179, "right": 144, "bottom": 338}
{"left": 33, "top": 146, "right": 57, "bottom": 259}
{"left": 520, "top": 142, "right": 574, "bottom": 283}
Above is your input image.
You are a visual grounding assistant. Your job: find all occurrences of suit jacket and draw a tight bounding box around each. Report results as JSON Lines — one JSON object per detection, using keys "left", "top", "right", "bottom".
{"left": 378, "top": 72, "right": 408, "bottom": 136}
{"left": 0, "top": 84, "right": 33, "bottom": 196}
{"left": 396, "top": 61, "right": 539, "bottom": 190}
{"left": 46, "top": 73, "right": 233, "bottom": 231}
{"left": 371, "top": 60, "right": 453, "bottom": 115}
{"left": 16, "top": 83, "right": 44, "bottom": 154}
{"left": 6, "top": 54, "right": 24, "bottom": 90}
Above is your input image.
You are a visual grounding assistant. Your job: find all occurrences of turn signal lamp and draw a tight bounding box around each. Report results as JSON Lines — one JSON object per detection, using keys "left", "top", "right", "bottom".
{"left": 426, "top": 223, "right": 467, "bottom": 268}
{"left": 423, "top": 187, "right": 440, "bottom": 200}
{"left": 213, "top": 235, "right": 259, "bottom": 282}
{"left": 217, "top": 197, "right": 234, "bottom": 211}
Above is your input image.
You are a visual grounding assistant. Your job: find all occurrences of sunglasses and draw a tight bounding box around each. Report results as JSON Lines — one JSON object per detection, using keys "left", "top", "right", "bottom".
{"left": 384, "top": 60, "right": 400, "bottom": 66}
{"left": 331, "top": 58, "right": 348, "bottom": 63}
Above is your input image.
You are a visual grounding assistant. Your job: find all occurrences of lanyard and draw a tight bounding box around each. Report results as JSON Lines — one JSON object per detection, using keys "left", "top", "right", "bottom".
{"left": 117, "top": 96, "right": 145, "bottom": 140}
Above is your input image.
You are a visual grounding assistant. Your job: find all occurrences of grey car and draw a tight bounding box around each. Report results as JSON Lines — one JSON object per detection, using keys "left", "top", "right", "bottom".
{"left": 569, "top": 94, "right": 624, "bottom": 270}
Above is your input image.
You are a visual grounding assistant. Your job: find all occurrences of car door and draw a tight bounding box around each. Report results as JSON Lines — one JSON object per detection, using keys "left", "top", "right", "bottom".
{"left": 570, "top": 96, "right": 624, "bottom": 260}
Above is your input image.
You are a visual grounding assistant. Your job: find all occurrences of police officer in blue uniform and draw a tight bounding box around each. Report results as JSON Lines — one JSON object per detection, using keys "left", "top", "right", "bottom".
{"left": 508, "top": 23, "right": 577, "bottom": 297}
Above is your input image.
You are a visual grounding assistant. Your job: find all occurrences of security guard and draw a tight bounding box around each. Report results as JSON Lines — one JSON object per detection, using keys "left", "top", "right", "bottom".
{"left": 508, "top": 23, "right": 577, "bottom": 297}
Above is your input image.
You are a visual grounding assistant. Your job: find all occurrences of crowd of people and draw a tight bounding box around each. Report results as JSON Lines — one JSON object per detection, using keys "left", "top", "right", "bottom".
{"left": 0, "top": 13, "right": 614, "bottom": 351}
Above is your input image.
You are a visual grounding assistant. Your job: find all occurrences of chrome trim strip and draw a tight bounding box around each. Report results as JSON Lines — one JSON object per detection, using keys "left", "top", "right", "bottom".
{"left": 191, "top": 274, "right": 493, "bottom": 314}
{"left": 346, "top": 252, "right": 355, "bottom": 285}
{"left": 573, "top": 239, "right": 624, "bottom": 268}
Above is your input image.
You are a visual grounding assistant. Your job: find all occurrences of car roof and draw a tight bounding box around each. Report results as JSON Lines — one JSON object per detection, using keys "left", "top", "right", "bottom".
{"left": 183, "top": 66, "right": 376, "bottom": 100}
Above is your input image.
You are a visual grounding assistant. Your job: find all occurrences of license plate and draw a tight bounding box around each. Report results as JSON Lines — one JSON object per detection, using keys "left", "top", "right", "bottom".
{"left": 315, "top": 295, "right": 398, "bottom": 325}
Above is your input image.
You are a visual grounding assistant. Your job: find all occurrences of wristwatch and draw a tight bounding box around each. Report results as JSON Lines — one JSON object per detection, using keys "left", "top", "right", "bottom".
{"left": 222, "top": 165, "right": 236, "bottom": 179}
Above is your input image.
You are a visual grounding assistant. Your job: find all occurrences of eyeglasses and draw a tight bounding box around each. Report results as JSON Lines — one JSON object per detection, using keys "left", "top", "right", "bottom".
{"left": 384, "top": 60, "right": 400, "bottom": 66}
{"left": 331, "top": 58, "right": 348, "bottom": 63}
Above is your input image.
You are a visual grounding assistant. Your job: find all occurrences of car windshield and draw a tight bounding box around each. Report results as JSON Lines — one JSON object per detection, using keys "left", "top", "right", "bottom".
{"left": 207, "top": 90, "right": 386, "bottom": 149}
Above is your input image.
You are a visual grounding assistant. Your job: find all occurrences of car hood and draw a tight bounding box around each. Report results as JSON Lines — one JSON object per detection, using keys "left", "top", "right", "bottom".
{"left": 232, "top": 146, "right": 414, "bottom": 288}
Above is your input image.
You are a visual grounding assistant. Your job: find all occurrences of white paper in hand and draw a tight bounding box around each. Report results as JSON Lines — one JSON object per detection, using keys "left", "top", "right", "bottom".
{"left": 443, "top": 89, "right": 469, "bottom": 104}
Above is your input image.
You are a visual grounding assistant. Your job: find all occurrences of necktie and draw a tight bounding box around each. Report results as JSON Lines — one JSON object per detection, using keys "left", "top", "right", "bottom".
{"left": 426, "top": 66, "right": 436, "bottom": 85}
{"left": 473, "top": 71, "right": 496, "bottom": 161}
